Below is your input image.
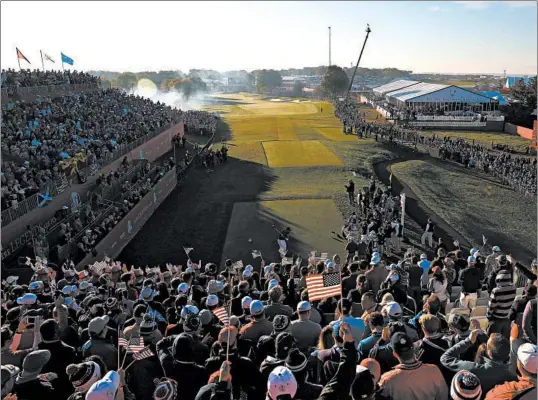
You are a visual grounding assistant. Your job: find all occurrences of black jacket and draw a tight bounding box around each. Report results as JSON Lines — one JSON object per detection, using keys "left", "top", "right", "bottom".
{"left": 38, "top": 340, "right": 80, "bottom": 399}
{"left": 125, "top": 354, "right": 164, "bottom": 400}
{"left": 319, "top": 341, "right": 357, "bottom": 400}
{"left": 342, "top": 274, "right": 359, "bottom": 297}
{"left": 205, "top": 350, "right": 264, "bottom": 400}
{"left": 13, "top": 378, "right": 56, "bottom": 400}
{"left": 458, "top": 267, "right": 481, "bottom": 294}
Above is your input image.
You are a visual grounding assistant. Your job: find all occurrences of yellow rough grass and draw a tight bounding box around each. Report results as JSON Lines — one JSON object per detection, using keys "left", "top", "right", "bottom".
{"left": 262, "top": 140, "right": 343, "bottom": 168}
{"left": 315, "top": 127, "right": 360, "bottom": 142}
{"left": 226, "top": 142, "right": 267, "bottom": 165}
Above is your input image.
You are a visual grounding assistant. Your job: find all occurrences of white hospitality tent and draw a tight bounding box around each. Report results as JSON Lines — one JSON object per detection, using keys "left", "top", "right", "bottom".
{"left": 385, "top": 82, "right": 499, "bottom": 112}
{"left": 372, "top": 79, "right": 420, "bottom": 97}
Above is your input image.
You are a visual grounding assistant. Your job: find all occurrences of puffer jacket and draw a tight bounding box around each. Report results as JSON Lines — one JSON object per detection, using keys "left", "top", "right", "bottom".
{"left": 484, "top": 377, "right": 536, "bottom": 400}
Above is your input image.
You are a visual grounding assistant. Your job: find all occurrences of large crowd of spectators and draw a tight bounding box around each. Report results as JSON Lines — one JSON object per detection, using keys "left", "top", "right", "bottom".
{"left": 333, "top": 99, "right": 537, "bottom": 197}
{"left": 1, "top": 69, "right": 99, "bottom": 88}
{"left": 1, "top": 163, "right": 536, "bottom": 400}
{"left": 183, "top": 110, "right": 218, "bottom": 136}
{"left": 1, "top": 89, "right": 183, "bottom": 213}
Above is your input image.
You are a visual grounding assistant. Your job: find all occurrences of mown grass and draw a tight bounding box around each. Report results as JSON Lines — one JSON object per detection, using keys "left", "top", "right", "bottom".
{"left": 391, "top": 159, "right": 537, "bottom": 262}
{"left": 262, "top": 140, "right": 343, "bottom": 168}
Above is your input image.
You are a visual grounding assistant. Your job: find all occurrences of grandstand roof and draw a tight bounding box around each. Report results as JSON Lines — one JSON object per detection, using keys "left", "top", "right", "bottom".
{"left": 388, "top": 84, "right": 495, "bottom": 104}
{"left": 372, "top": 79, "right": 419, "bottom": 97}
{"left": 387, "top": 82, "right": 449, "bottom": 102}
{"left": 479, "top": 91, "right": 508, "bottom": 105}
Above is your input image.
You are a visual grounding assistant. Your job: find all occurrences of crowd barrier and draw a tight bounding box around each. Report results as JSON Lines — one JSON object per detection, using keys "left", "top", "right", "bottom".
{"left": 504, "top": 122, "right": 534, "bottom": 140}
{"left": 75, "top": 167, "right": 178, "bottom": 267}
{"left": 408, "top": 121, "right": 487, "bottom": 128}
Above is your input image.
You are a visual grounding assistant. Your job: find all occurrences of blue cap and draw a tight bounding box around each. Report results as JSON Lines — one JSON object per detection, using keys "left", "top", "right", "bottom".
{"left": 206, "top": 294, "right": 219, "bottom": 307}
{"left": 245, "top": 265, "right": 254, "bottom": 272}
{"left": 268, "top": 279, "right": 279, "bottom": 290}
{"left": 243, "top": 269, "right": 253, "bottom": 278}
{"left": 16, "top": 293, "right": 37, "bottom": 305}
{"left": 177, "top": 282, "right": 189, "bottom": 294}
{"left": 181, "top": 304, "right": 199, "bottom": 319}
{"left": 297, "top": 301, "right": 311, "bottom": 312}
{"left": 241, "top": 296, "right": 253, "bottom": 309}
{"left": 29, "top": 281, "right": 43, "bottom": 291}
{"left": 250, "top": 300, "right": 264, "bottom": 316}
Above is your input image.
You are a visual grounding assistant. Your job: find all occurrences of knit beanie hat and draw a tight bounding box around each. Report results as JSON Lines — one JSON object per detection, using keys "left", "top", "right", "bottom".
{"left": 140, "top": 314, "right": 157, "bottom": 336}
{"left": 450, "top": 370, "right": 482, "bottom": 400}
{"left": 285, "top": 348, "right": 307, "bottom": 372}
{"left": 273, "top": 315, "right": 291, "bottom": 333}
{"left": 66, "top": 361, "right": 101, "bottom": 393}
{"left": 275, "top": 332, "right": 296, "bottom": 359}
{"left": 351, "top": 367, "right": 375, "bottom": 399}
{"left": 20, "top": 349, "right": 51, "bottom": 379}
{"left": 153, "top": 377, "right": 178, "bottom": 400}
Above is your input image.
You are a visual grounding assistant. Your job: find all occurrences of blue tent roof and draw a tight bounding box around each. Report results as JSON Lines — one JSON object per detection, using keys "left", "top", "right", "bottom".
{"left": 479, "top": 91, "right": 508, "bottom": 105}
{"left": 505, "top": 76, "right": 531, "bottom": 88}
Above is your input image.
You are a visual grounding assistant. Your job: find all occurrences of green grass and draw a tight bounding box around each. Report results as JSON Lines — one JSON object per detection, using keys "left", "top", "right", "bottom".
{"left": 391, "top": 159, "right": 537, "bottom": 262}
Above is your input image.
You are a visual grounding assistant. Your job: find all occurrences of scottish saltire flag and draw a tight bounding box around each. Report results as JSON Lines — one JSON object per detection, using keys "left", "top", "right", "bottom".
{"left": 183, "top": 247, "right": 193, "bottom": 255}
{"left": 61, "top": 52, "right": 74, "bottom": 65}
{"left": 42, "top": 51, "right": 55, "bottom": 63}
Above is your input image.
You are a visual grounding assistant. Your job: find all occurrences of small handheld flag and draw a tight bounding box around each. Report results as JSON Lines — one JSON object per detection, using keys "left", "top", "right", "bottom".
{"left": 118, "top": 336, "right": 145, "bottom": 353}
{"left": 306, "top": 272, "right": 342, "bottom": 301}
{"left": 212, "top": 306, "right": 230, "bottom": 326}
{"left": 231, "top": 260, "right": 243, "bottom": 271}
{"left": 133, "top": 346, "right": 154, "bottom": 361}
{"left": 61, "top": 52, "right": 74, "bottom": 66}
{"left": 482, "top": 235, "right": 487, "bottom": 246}
{"left": 184, "top": 247, "right": 194, "bottom": 256}
{"left": 252, "top": 250, "right": 262, "bottom": 259}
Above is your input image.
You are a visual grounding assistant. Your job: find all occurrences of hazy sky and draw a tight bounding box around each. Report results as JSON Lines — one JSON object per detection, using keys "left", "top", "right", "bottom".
{"left": 1, "top": 1, "right": 536, "bottom": 75}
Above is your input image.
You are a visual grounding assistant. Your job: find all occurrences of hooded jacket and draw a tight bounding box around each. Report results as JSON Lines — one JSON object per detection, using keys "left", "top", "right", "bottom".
{"left": 156, "top": 334, "right": 208, "bottom": 400}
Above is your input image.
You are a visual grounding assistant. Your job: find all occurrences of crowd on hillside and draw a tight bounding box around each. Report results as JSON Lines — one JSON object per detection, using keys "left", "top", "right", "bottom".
{"left": 332, "top": 99, "right": 537, "bottom": 197}
{"left": 0, "top": 89, "right": 182, "bottom": 211}
{"left": 1, "top": 69, "right": 99, "bottom": 89}
{"left": 1, "top": 170, "right": 536, "bottom": 400}
{"left": 183, "top": 110, "right": 218, "bottom": 136}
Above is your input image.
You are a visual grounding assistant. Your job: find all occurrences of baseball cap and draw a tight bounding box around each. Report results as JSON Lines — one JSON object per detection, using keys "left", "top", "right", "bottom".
{"left": 467, "top": 256, "right": 476, "bottom": 264}
{"left": 5, "top": 276, "right": 18, "bottom": 285}
{"left": 451, "top": 314, "right": 470, "bottom": 332}
{"left": 86, "top": 370, "right": 121, "bottom": 400}
{"left": 242, "top": 269, "right": 253, "bottom": 278}
{"left": 241, "top": 296, "right": 253, "bottom": 310}
{"left": 420, "top": 253, "right": 427, "bottom": 260}
{"left": 88, "top": 315, "right": 109, "bottom": 336}
{"left": 273, "top": 315, "right": 291, "bottom": 333}
{"left": 390, "top": 332, "right": 413, "bottom": 354}
{"left": 207, "top": 280, "right": 224, "bottom": 294}
{"left": 267, "top": 366, "right": 297, "bottom": 400}
{"left": 517, "top": 343, "right": 538, "bottom": 375}
{"left": 470, "top": 248, "right": 478, "bottom": 255}
{"left": 492, "top": 245, "right": 501, "bottom": 252}
{"left": 297, "top": 301, "right": 311, "bottom": 312}
{"left": 268, "top": 279, "right": 279, "bottom": 290}
{"left": 250, "top": 300, "right": 264, "bottom": 316}
{"left": 383, "top": 301, "right": 402, "bottom": 319}
{"left": 245, "top": 264, "right": 254, "bottom": 272}
{"left": 16, "top": 293, "right": 37, "bottom": 305}
{"left": 180, "top": 305, "right": 199, "bottom": 319}
{"left": 206, "top": 294, "right": 219, "bottom": 307}
{"left": 177, "top": 282, "right": 189, "bottom": 294}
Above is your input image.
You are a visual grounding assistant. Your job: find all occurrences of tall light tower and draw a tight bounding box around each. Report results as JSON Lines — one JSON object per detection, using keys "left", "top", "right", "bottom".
{"left": 328, "top": 26, "right": 331, "bottom": 66}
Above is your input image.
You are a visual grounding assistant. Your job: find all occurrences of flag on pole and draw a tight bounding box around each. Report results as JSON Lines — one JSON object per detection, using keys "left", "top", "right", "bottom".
{"left": 231, "top": 260, "right": 243, "bottom": 271}
{"left": 183, "top": 247, "right": 194, "bottom": 255}
{"left": 118, "top": 336, "right": 145, "bottom": 353}
{"left": 16, "top": 48, "right": 30, "bottom": 64}
{"left": 306, "top": 272, "right": 342, "bottom": 301}
{"left": 212, "top": 306, "right": 230, "bottom": 326}
{"left": 482, "top": 235, "right": 487, "bottom": 245}
{"left": 61, "top": 52, "right": 74, "bottom": 65}
{"left": 133, "top": 346, "right": 154, "bottom": 361}
{"left": 252, "top": 250, "right": 262, "bottom": 259}
{"left": 42, "top": 51, "right": 55, "bottom": 63}
{"left": 389, "top": 172, "right": 393, "bottom": 184}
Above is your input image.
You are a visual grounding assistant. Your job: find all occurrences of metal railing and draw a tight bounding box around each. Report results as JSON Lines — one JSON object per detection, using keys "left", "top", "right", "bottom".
{"left": 408, "top": 121, "right": 488, "bottom": 128}
{"left": 0, "top": 120, "right": 180, "bottom": 227}
{"left": 99, "top": 162, "right": 148, "bottom": 202}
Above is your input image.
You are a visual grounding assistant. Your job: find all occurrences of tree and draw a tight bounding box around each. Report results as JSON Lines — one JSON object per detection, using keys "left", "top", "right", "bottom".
{"left": 115, "top": 72, "right": 138, "bottom": 91}
{"left": 321, "top": 65, "right": 350, "bottom": 95}
{"left": 253, "top": 69, "right": 282, "bottom": 93}
{"left": 291, "top": 80, "right": 305, "bottom": 97}
{"left": 511, "top": 77, "right": 537, "bottom": 110}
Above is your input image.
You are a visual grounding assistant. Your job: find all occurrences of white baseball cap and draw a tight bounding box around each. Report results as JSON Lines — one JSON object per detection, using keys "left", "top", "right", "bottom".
{"left": 518, "top": 343, "right": 538, "bottom": 375}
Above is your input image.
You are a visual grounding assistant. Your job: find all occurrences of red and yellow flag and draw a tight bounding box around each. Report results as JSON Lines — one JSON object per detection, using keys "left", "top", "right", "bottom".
{"left": 16, "top": 48, "right": 30, "bottom": 64}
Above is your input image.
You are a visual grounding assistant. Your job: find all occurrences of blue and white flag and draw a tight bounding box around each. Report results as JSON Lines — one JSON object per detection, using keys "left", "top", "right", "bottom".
{"left": 61, "top": 52, "right": 74, "bottom": 66}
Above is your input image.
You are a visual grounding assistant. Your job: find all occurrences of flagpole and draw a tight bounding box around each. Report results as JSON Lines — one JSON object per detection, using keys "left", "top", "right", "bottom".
{"left": 225, "top": 273, "right": 233, "bottom": 362}
{"left": 120, "top": 338, "right": 132, "bottom": 369}
{"left": 40, "top": 50, "right": 45, "bottom": 71}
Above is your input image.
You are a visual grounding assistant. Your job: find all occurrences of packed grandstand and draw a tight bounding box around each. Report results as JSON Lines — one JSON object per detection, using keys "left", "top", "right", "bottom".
{"left": 1, "top": 69, "right": 537, "bottom": 400}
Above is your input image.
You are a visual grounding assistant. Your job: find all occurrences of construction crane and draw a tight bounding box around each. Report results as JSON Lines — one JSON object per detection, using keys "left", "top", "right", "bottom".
{"left": 347, "top": 24, "right": 371, "bottom": 98}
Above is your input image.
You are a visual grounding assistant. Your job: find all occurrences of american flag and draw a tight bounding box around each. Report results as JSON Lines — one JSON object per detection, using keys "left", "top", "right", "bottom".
{"left": 118, "top": 336, "right": 145, "bottom": 353}
{"left": 231, "top": 260, "right": 243, "bottom": 271}
{"left": 212, "top": 306, "right": 230, "bottom": 326}
{"left": 133, "top": 346, "right": 154, "bottom": 361}
{"left": 306, "top": 272, "right": 342, "bottom": 301}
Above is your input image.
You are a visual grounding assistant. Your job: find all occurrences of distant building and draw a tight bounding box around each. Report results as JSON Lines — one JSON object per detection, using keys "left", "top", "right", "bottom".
{"left": 504, "top": 76, "right": 532, "bottom": 89}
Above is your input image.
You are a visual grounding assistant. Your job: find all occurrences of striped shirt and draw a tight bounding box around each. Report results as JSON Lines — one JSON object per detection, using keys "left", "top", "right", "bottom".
{"left": 489, "top": 283, "right": 517, "bottom": 319}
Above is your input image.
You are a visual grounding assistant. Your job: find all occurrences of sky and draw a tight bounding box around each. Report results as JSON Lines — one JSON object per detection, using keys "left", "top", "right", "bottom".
{"left": 1, "top": 1, "right": 537, "bottom": 75}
